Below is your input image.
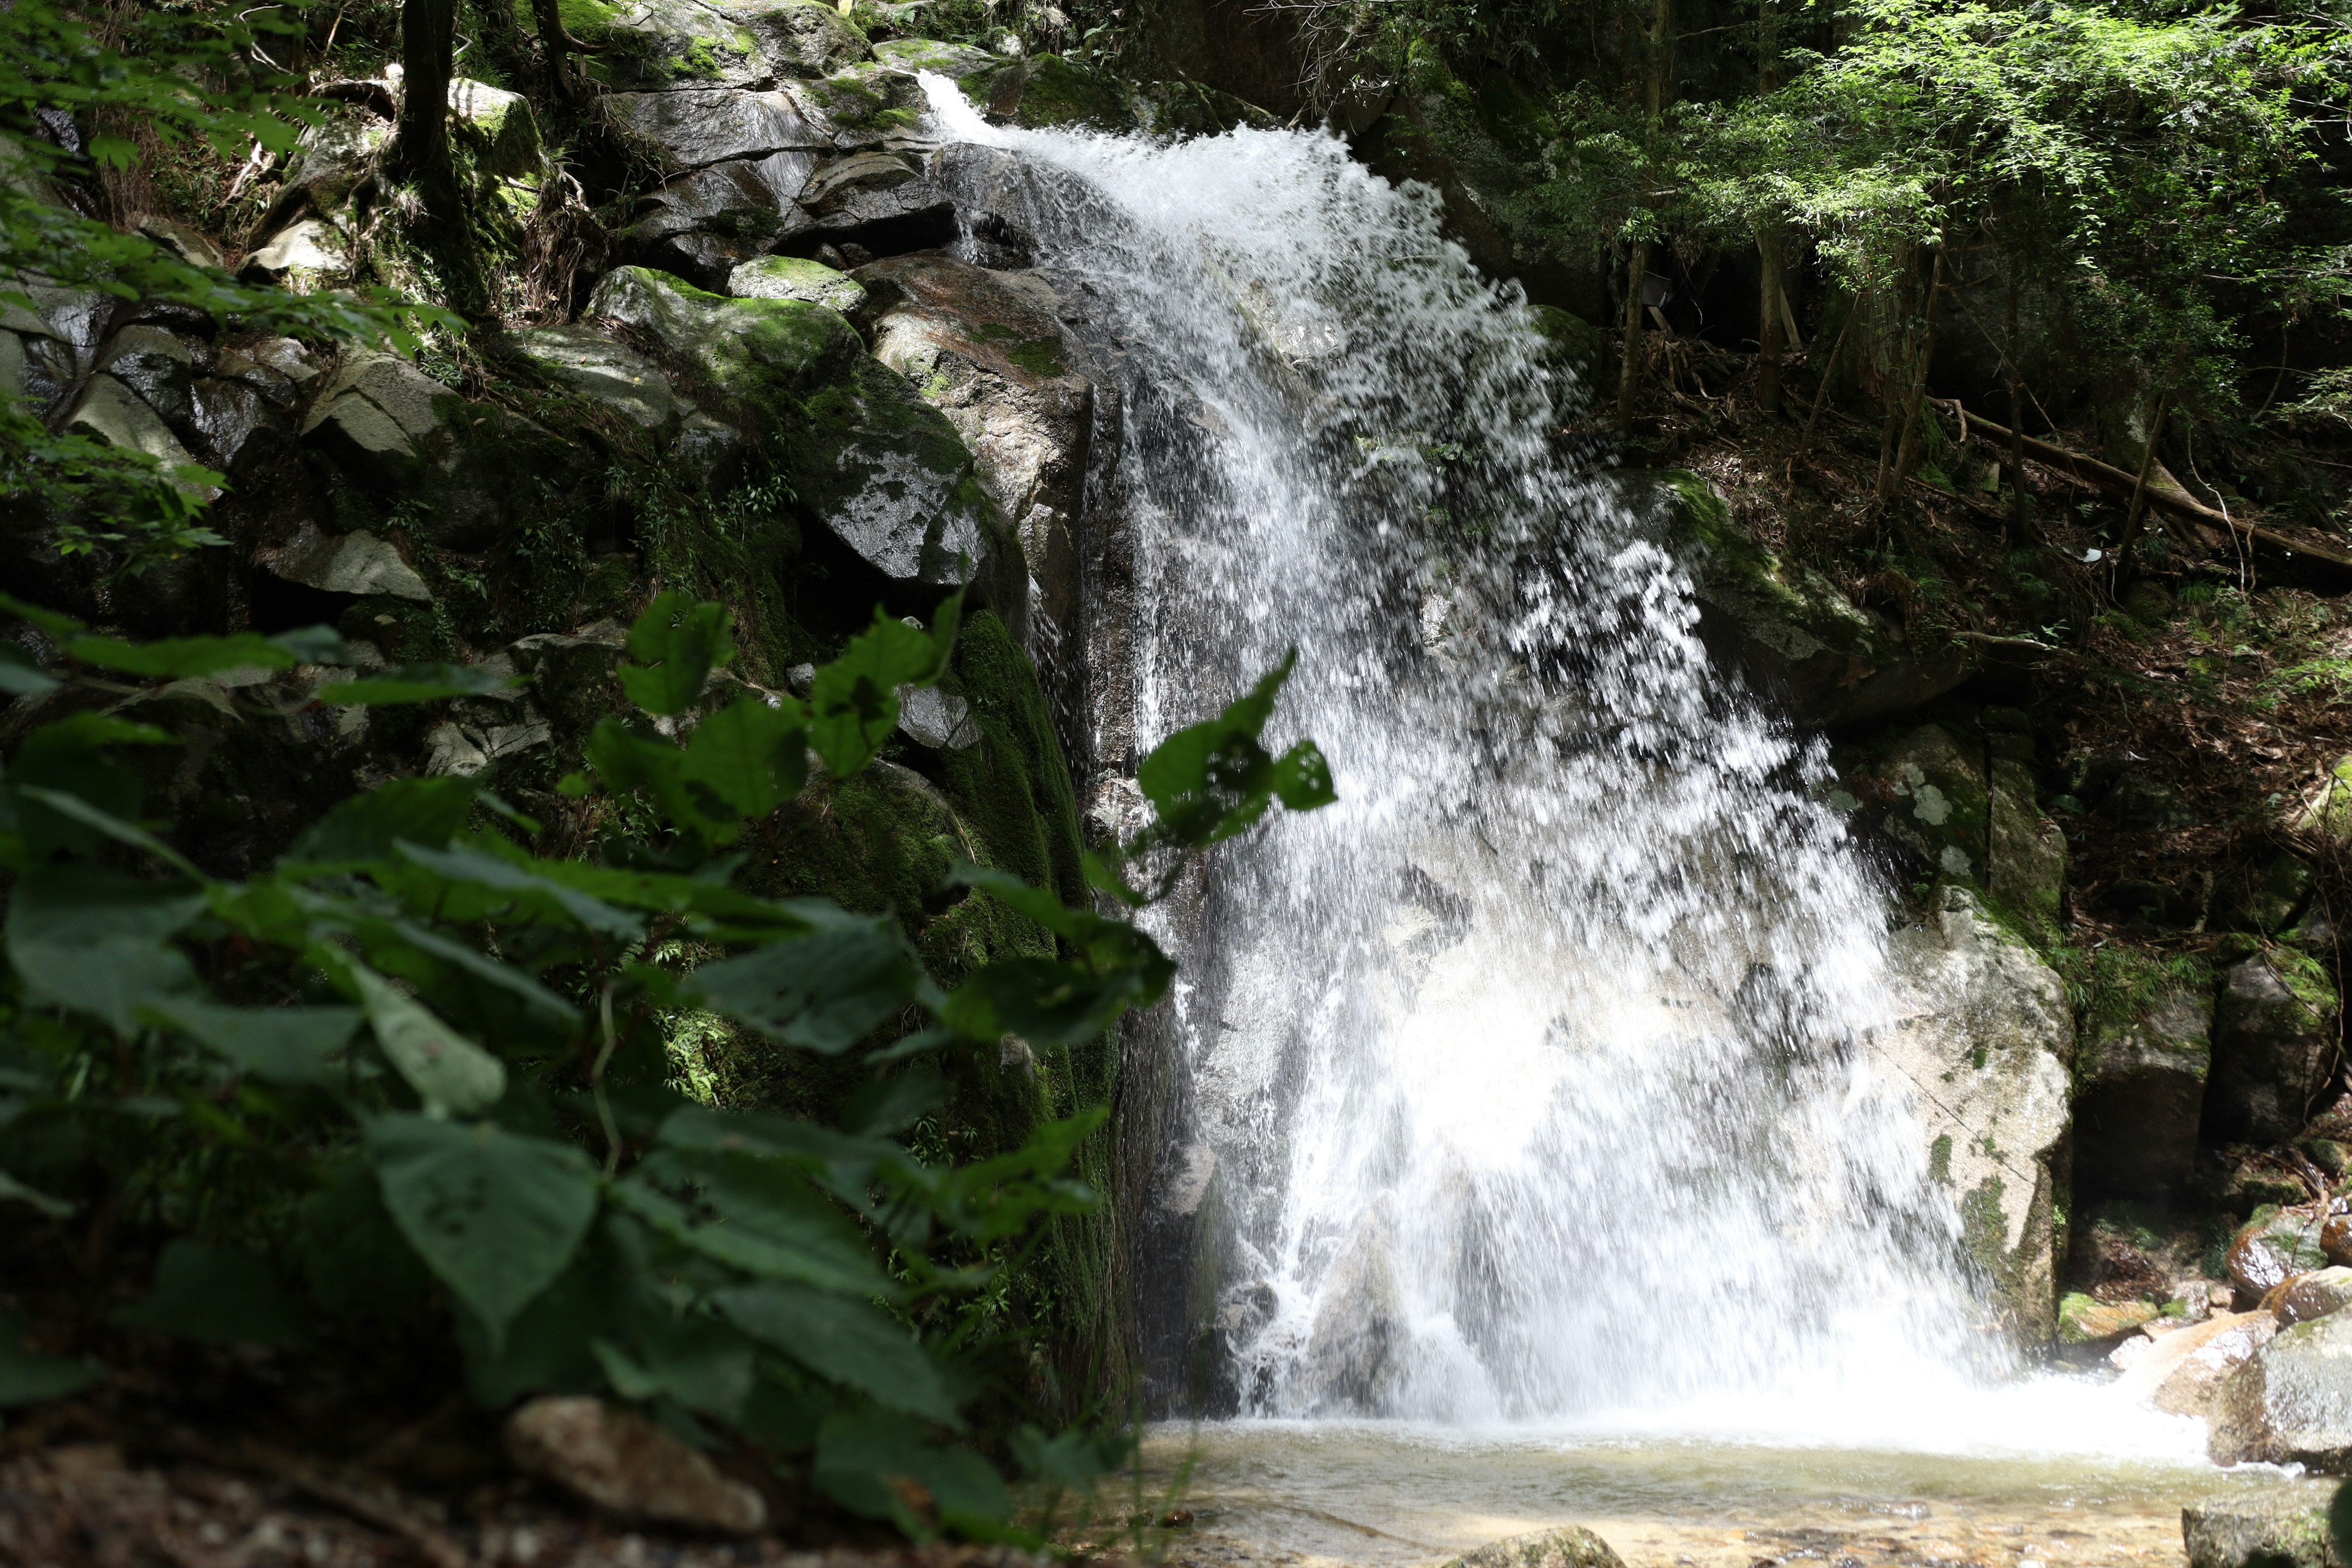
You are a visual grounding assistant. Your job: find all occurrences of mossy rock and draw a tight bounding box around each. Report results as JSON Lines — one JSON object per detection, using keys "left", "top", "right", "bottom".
{"left": 1528, "top": 303, "right": 1605, "bottom": 371}
{"left": 727, "top": 254, "right": 867, "bottom": 312}
{"left": 1838, "top": 722, "right": 1992, "bottom": 885}
{"left": 559, "top": 0, "right": 764, "bottom": 88}
{"left": 872, "top": 37, "right": 1023, "bottom": 113}
{"left": 1009, "top": 54, "right": 1139, "bottom": 131}
{"left": 2057, "top": 1291, "right": 2158, "bottom": 1344}
{"left": 1624, "top": 469, "right": 1973, "bottom": 728}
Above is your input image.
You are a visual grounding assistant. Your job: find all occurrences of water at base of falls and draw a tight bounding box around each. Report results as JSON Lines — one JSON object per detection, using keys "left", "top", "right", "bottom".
{"left": 916, "top": 80, "right": 2192, "bottom": 1453}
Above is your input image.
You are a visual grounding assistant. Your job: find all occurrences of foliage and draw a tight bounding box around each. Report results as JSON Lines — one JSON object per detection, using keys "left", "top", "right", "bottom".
{"left": 0, "top": 588, "right": 1331, "bottom": 1536}
{"left": 0, "top": 0, "right": 450, "bottom": 571}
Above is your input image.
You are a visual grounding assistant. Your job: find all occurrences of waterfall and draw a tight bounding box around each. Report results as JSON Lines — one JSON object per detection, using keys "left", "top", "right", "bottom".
{"left": 919, "top": 83, "right": 2002, "bottom": 1426}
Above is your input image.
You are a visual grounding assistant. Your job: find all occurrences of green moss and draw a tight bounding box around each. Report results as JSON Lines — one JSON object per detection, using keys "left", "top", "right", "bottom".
{"left": 1012, "top": 54, "right": 1138, "bottom": 131}
{"left": 1006, "top": 337, "right": 1067, "bottom": 378}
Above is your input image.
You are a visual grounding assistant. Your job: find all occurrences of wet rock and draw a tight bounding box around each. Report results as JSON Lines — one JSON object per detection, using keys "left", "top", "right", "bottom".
{"left": 696, "top": 0, "right": 873, "bottom": 78}
{"left": 2073, "top": 989, "right": 2212, "bottom": 1200}
{"left": 617, "top": 153, "right": 818, "bottom": 289}
{"left": 674, "top": 412, "right": 750, "bottom": 494}
{"left": 729, "top": 254, "right": 866, "bottom": 311}
{"left": 872, "top": 37, "right": 1024, "bottom": 113}
{"left": 2209, "top": 1310, "right": 2352, "bottom": 1468}
{"left": 1883, "top": 884, "right": 2073, "bottom": 1346}
{"left": 187, "top": 377, "right": 274, "bottom": 467}
{"left": 94, "top": 325, "right": 196, "bottom": 429}
{"left": 243, "top": 218, "right": 349, "bottom": 284}
{"left": 1008, "top": 53, "right": 1140, "bottom": 131}
{"left": 510, "top": 325, "right": 680, "bottom": 431}
{"left": 1304, "top": 1211, "right": 1404, "bottom": 1412}
{"left": 257, "top": 108, "right": 385, "bottom": 230}
{"left": 601, "top": 89, "right": 829, "bottom": 174}
{"left": 783, "top": 64, "right": 929, "bottom": 146}
{"left": 1987, "top": 756, "right": 2065, "bottom": 930}
{"left": 584, "top": 265, "right": 1018, "bottom": 609}
{"left": 2059, "top": 1292, "right": 2158, "bottom": 1344}
{"left": 2185, "top": 1500, "right": 2342, "bottom": 1568}
{"left": 259, "top": 527, "right": 431, "bottom": 603}
{"left": 859, "top": 253, "right": 1093, "bottom": 631}
{"left": 1439, "top": 1526, "right": 1628, "bottom": 1568}
{"left": 1839, "top": 722, "right": 1990, "bottom": 884}
{"left": 2326, "top": 1213, "right": 2352, "bottom": 1268}
{"left": 508, "top": 631, "right": 626, "bottom": 738}
{"left": 135, "top": 216, "right": 227, "bottom": 270}
{"left": 448, "top": 78, "right": 541, "bottom": 176}
{"left": 802, "top": 154, "right": 957, "bottom": 255}
{"left": 2230, "top": 1207, "right": 2331, "bottom": 1297}
{"left": 1637, "top": 470, "right": 1972, "bottom": 728}
{"left": 503, "top": 1395, "right": 767, "bottom": 1532}
{"left": 2208, "top": 954, "right": 2340, "bottom": 1144}
{"left": 897, "top": 684, "right": 978, "bottom": 750}
{"left": 2116, "top": 1308, "right": 2278, "bottom": 1415}
{"left": 2279, "top": 1267, "right": 2352, "bottom": 1327}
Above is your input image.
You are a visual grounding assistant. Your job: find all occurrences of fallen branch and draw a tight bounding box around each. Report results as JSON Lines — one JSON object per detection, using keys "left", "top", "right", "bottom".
{"left": 1939, "top": 401, "right": 2352, "bottom": 576}
{"left": 1951, "top": 629, "right": 2061, "bottom": 653}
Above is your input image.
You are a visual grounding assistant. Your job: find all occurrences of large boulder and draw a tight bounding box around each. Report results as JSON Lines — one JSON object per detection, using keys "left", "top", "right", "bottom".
{"left": 584, "top": 266, "right": 1020, "bottom": 612}
{"left": 562, "top": 0, "right": 866, "bottom": 89}
{"left": 2116, "top": 1308, "right": 2279, "bottom": 1416}
{"left": 1631, "top": 470, "right": 1972, "bottom": 728}
{"left": 2229, "top": 1206, "right": 2331, "bottom": 1298}
{"left": 600, "top": 89, "right": 830, "bottom": 174}
{"left": 614, "top": 153, "right": 816, "bottom": 288}
{"left": 858, "top": 253, "right": 1095, "bottom": 634}
{"left": 2209, "top": 1310, "right": 2352, "bottom": 1468}
{"left": 1882, "top": 884, "right": 2074, "bottom": 1345}
{"left": 1303, "top": 1210, "right": 1405, "bottom": 1412}
{"left": 2073, "top": 988, "right": 2212, "bottom": 1200}
{"left": 729, "top": 254, "right": 865, "bottom": 312}
{"left": 2207, "top": 951, "right": 2339, "bottom": 1144}
{"left": 799, "top": 151, "right": 957, "bottom": 255}
{"left": 871, "top": 37, "right": 1025, "bottom": 114}
{"left": 2184, "top": 1500, "right": 2342, "bottom": 1568}
{"left": 509, "top": 325, "right": 682, "bottom": 432}
{"left": 1438, "top": 1528, "right": 1627, "bottom": 1568}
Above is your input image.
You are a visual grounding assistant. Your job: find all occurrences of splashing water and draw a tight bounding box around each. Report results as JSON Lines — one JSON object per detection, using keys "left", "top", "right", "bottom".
{"left": 918, "top": 80, "right": 2201, "bottom": 1456}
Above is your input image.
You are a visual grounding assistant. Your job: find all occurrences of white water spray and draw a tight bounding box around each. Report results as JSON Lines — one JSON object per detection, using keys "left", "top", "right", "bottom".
{"left": 918, "top": 80, "right": 2198, "bottom": 1452}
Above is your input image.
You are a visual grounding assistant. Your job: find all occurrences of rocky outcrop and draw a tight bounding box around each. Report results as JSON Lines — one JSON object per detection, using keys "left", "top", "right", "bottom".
{"left": 2207, "top": 952, "right": 2340, "bottom": 1144}
{"left": 2185, "top": 1500, "right": 2343, "bottom": 1568}
{"left": 1882, "top": 884, "right": 2074, "bottom": 1343}
{"left": 2209, "top": 1310, "right": 2352, "bottom": 1468}
{"left": 1630, "top": 470, "right": 1973, "bottom": 728}
{"left": 2074, "top": 989, "right": 2212, "bottom": 1199}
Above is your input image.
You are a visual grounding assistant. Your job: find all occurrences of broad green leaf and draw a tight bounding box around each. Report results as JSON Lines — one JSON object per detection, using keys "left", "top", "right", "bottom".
{"left": 0, "top": 1311, "right": 100, "bottom": 1407}
{"left": 1134, "top": 651, "right": 1300, "bottom": 848}
{"left": 345, "top": 964, "right": 507, "bottom": 1116}
{"left": 814, "top": 1412, "right": 1011, "bottom": 1535}
{"left": 396, "top": 841, "right": 644, "bottom": 939}
{"left": 1272, "top": 739, "right": 1338, "bottom": 809}
{"left": 713, "top": 1281, "right": 959, "bottom": 1423}
{"left": 316, "top": 663, "right": 522, "bottom": 705}
{"left": 807, "top": 598, "right": 962, "bottom": 777}
{"left": 15, "top": 785, "right": 206, "bottom": 880}
{"left": 146, "top": 999, "right": 365, "bottom": 1087}
{"left": 687, "top": 916, "right": 922, "bottom": 1054}
{"left": 113, "top": 1238, "right": 309, "bottom": 1346}
{"left": 0, "top": 1170, "right": 72, "bottom": 1218}
{"left": 66, "top": 631, "right": 294, "bottom": 679}
{"left": 619, "top": 592, "right": 736, "bottom": 716}
{"left": 611, "top": 1156, "right": 891, "bottom": 1297}
{"left": 680, "top": 695, "right": 809, "bottom": 820}
{"left": 282, "top": 776, "right": 481, "bottom": 867}
{"left": 270, "top": 625, "right": 350, "bottom": 665}
{"left": 0, "top": 592, "right": 86, "bottom": 639}
{"left": 4, "top": 867, "right": 206, "bottom": 1031}
{"left": 369, "top": 1114, "right": 600, "bottom": 1351}
{"left": 0, "top": 643, "right": 58, "bottom": 696}
{"left": 591, "top": 1310, "right": 756, "bottom": 1420}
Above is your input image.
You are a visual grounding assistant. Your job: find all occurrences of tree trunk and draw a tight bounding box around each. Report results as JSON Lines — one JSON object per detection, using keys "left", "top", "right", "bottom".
{"left": 2005, "top": 262, "right": 2029, "bottom": 542}
{"left": 1618, "top": 238, "right": 1649, "bottom": 427}
{"left": 1882, "top": 245, "right": 1945, "bottom": 499}
{"left": 394, "top": 0, "right": 484, "bottom": 314}
{"left": 530, "top": 0, "right": 581, "bottom": 100}
{"left": 1757, "top": 225, "right": 1784, "bottom": 415}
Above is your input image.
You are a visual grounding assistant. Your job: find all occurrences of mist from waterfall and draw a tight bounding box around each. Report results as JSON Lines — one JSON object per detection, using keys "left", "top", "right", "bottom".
{"left": 916, "top": 81, "right": 2105, "bottom": 1436}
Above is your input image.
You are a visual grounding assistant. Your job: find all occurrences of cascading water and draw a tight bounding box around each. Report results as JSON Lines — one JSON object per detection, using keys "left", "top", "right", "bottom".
{"left": 916, "top": 82, "right": 2152, "bottom": 1440}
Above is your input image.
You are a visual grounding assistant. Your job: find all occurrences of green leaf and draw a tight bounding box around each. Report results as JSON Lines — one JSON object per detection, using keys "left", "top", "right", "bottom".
{"left": 814, "top": 1412, "right": 1011, "bottom": 1536}
{"left": 145, "top": 999, "right": 365, "bottom": 1088}
{"left": 4, "top": 867, "right": 205, "bottom": 1032}
{"left": 0, "top": 643, "right": 58, "bottom": 696}
{"left": 0, "top": 1311, "right": 100, "bottom": 1408}
{"left": 1272, "top": 739, "right": 1338, "bottom": 810}
{"left": 612, "top": 1155, "right": 892, "bottom": 1297}
{"left": 396, "top": 841, "right": 645, "bottom": 940}
{"left": 712, "top": 1281, "right": 959, "bottom": 1423}
{"left": 345, "top": 963, "right": 507, "bottom": 1117}
{"left": 113, "top": 1238, "right": 309, "bottom": 1347}
{"left": 369, "top": 1114, "right": 601, "bottom": 1351}
{"left": 0, "top": 1170, "right": 72, "bottom": 1218}
{"left": 1134, "top": 650, "right": 1304, "bottom": 848}
{"left": 15, "top": 785, "right": 206, "bottom": 881}
{"left": 67, "top": 631, "right": 294, "bottom": 679}
{"left": 282, "top": 777, "right": 481, "bottom": 867}
{"left": 687, "top": 915, "right": 922, "bottom": 1054}
{"left": 807, "top": 598, "right": 962, "bottom": 777}
{"left": 315, "top": 664, "right": 522, "bottom": 705}
{"left": 591, "top": 1310, "right": 756, "bottom": 1420}
{"left": 619, "top": 592, "right": 736, "bottom": 716}
{"left": 269, "top": 625, "right": 351, "bottom": 665}
{"left": 0, "top": 592, "right": 86, "bottom": 639}
{"left": 680, "top": 695, "right": 809, "bottom": 820}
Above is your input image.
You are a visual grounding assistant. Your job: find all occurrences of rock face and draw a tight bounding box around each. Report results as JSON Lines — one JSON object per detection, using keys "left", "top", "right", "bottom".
{"left": 858, "top": 253, "right": 1096, "bottom": 634}
{"left": 503, "top": 1396, "right": 767, "bottom": 1532}
{"left": 2230, "top": 1207, "right": 2331, "bottom": 1297}
{"left": 2184, "top": 1501, "right": 2343, "bottom": 1568}
{"left": 1882, "top": 884, "right": 2074, "bottom": 1344}
{"left": 2116, "top": 1309, "right": 2280, "bottom": 1416}
{"left": 2209, "top": 1310, "right": 2352, "bottom": 1468}
{"left": 1439, "top": 1528, "right": 1628, "bottom": 1568}
{"left": 2074, "top": 989, "right": 2213, "bottom": 1200}
{"left": 2207, "top": 952, "right": 2339, "bottom": 1144}
{"left": 1303, "top": 1211, "right": 1405, "bottom": 1411}
{"left": 2280, "top": 1267, "right": 2352, "bottom": 1327}
{"left": 1633, "top": 470, "right": 1972, "bottom": 728}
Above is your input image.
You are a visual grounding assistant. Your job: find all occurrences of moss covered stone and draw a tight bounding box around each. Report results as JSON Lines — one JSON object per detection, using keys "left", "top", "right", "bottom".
{"left": 1010, "top": 54, "right": 1139, "bottom": 131}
